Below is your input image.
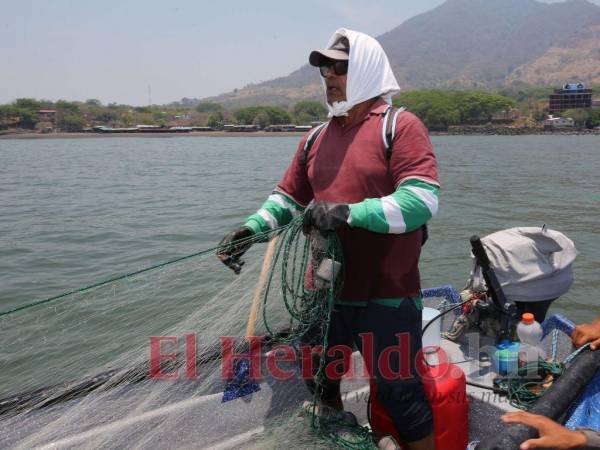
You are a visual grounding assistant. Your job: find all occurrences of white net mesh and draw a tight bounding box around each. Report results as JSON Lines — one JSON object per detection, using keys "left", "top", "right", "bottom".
{"left": 0, "top": 223, "right": 377, "bottom": 449}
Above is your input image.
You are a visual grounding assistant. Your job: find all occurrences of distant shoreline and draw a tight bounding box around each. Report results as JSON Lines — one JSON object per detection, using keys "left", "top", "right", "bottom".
{"left": 2, "top": 129, "right": 600, "bottom": 140}
{"left": 433, "top": 126, "right": 600, "bottom": 136}
{"left": 0, "top": 131, "right": 307, "bottom": 139}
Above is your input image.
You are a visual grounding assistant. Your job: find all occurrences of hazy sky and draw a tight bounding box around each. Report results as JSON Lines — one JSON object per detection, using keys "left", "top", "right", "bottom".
{"left": 1, "top": 0, "right": 598, "bottom": 105}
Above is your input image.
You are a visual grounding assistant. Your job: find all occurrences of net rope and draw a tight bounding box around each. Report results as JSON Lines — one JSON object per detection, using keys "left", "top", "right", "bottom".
{"left": 0, "top": 226, "right": 284, "bottom": 318}
{"left": 259, "top": 218, "right": 376, "bottom": 449}
{"left": 1, "top": 215, "right": 588, "bottom": 448}
{"left": 0, "top": 217, "right": 378, "bottom": 449}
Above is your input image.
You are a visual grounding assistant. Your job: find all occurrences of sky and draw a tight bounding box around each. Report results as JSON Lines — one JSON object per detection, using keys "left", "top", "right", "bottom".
{"left": 1, "top": 0, "right": 598, "bottom": 106}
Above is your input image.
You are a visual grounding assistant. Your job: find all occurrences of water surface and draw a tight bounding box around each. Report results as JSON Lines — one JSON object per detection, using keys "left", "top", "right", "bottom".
{"left": 1, "top": 135, "right": 598, "bottom": 323}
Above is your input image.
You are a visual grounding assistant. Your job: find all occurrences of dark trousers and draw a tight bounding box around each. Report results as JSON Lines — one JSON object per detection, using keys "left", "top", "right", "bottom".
{"left": 302, "top": 300, "right": 434, "bottom": 443}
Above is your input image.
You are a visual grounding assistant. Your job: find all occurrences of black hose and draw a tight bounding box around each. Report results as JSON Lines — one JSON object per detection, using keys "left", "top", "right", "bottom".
{"left": 421, "top": 299, "right": 470, "bottom": 338}
{"left": 466, "top": 380, "right": 500, "bottom": 393}
{"left": 476, "top": 349, "right": 600, "bottom": 450}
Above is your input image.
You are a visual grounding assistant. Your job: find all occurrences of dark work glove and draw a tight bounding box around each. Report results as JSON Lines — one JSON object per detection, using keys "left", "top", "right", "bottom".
{"left": 302, "top": 202, "right": 350, "bottom": 236}
{"left": 217, "top": 226, "right": 254, "bottom": 274}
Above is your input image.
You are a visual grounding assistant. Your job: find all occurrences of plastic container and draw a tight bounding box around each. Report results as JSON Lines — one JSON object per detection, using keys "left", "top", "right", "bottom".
{"left": 517, "top": 313, "right": 543, "bottom": 345}
{"left": 369, "top": 361, "right": 469, "bottom": 450}
{"left": 422, "top": 307, "right": 442, "bottom": 354}
{"left": 493, "top": 340, "right": 520, "bottom": 375}
{"left": 516, "top": 313, "right": 546, "bottom": 365}
{"left": 314, "top": 258, "right": 341, "bottom": 290}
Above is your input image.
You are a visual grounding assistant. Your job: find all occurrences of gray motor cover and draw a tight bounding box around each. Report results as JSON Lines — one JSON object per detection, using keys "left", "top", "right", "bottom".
{"left": 470, "top": 227, "right": 577, "bottom": 302}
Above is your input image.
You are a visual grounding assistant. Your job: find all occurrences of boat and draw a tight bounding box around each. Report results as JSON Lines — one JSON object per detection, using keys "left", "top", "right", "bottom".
{"left": 92, "top": 126, "right": 139, "bottom": 133}
{"left": 90, "top": 125, "right": 193, "bottom": 134}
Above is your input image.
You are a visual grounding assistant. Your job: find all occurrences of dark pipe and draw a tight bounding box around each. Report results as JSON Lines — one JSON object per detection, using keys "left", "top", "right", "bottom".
{"left": 477, "top": 349, "right": 600, "bottom": 450}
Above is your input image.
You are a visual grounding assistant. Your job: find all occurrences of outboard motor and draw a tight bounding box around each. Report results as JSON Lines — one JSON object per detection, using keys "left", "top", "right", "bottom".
{"left": 447, "top": 226, "right": 577, "bottom": 342}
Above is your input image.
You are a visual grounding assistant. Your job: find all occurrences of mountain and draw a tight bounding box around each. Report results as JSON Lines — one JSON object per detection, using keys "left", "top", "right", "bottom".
{"left": 200, "top": 0, "right": 600, "bottom": 108}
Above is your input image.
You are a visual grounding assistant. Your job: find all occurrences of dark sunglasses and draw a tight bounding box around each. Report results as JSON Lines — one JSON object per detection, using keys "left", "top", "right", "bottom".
{"left": 319, "top": 60, "right": 348, "bottom": 77}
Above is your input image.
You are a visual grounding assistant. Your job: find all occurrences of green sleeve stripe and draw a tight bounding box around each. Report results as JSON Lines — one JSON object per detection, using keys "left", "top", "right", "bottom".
{"left": 349, "top": 180, "right": 439, "bottom": 234}
{"left": 389, "top": 189, "right": 430, "bottom": 232}
{"left": 244, "top": 192, "right": 305, "bottom": 234}
{"left": 244, "top": 215, "right": 268, "bottom": 235}
{"left": 380, "top": 195, "right": 406, "bottom": 233}
{"left": 389, "top": 180, "right": 439, "bottom": 232}
{"left": 267, "top": 194, "right": 303, "bottom": 219}
{"left": 399, "top": 178, "right": 440, "bottom": 192}
{"left": 348, "top": 202, "right": 369, "bottom": 229}
{"left": 260, "top": 200, "right": 292, "bottom": 227}
{"left": 256, "top": 207, "right": 279, "bottom": 229}
{"left": 348, "top": 198, "right": 389, "bottom": 233}
{"left": 272, "top": 191, "right": 305, "bottom": 214}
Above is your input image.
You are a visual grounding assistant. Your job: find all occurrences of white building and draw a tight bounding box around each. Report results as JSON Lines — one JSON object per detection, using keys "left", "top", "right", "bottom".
{"left": 544, "top": 115, "right": 575, "bottom": 129}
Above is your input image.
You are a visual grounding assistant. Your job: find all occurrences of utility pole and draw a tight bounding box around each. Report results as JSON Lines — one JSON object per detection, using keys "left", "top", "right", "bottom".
{"left": 148, "top": 85, "right": 152, "bottom": 106}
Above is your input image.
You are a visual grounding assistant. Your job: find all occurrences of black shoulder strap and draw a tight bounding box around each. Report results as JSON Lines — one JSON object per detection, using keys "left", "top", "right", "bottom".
{"left": 382, "top": 105, "right": 429, "bottom": 245}
{"left": 300, "top": 122, "right": 328, "bottom": 166}
{"left": 301, "top": 106, "right": 404, "bottom": 166}
{"left": 382, "top": 105, "right": 405, "bottom": 160}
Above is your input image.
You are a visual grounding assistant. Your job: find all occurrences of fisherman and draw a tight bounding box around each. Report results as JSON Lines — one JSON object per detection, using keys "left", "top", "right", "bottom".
{"left": 218, "top": 29, "right": 439, "bottom": 450}
{"left": 501, "top": 316, "right": 600, "bottom": 450}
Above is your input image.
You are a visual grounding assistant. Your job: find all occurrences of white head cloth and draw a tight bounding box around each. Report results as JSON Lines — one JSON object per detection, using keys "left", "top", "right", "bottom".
{"left": 322, "top": 28, "right": 400, "bottom": 117}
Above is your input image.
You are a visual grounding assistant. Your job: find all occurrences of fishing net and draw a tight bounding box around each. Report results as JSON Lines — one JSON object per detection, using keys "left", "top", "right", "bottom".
{"left": 0, "top": 218, "right": 388, "bottom": 450}
{"left": 0, "top": 212, "right": 586, "bottom": 450}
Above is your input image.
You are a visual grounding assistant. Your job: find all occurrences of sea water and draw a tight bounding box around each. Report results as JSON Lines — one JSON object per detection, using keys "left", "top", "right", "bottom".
{"left": 1, "top": 134, "right": 599, "bottom": 364}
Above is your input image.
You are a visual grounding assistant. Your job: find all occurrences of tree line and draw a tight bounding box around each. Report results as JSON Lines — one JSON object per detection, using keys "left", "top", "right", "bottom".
{"left": 203, "top": 101, "right": 328, "bottom": 129}
{"left": 0, "top": 99, "right": 329, "bottom": 132}
{"left": 559, "top": 108, "right": 600, "bottom": 129}
{"left": 394, "top": 90, "right": 516, "bottom": 130}
{"left": 1, "top": 89, "right": 598, "bottom": 133}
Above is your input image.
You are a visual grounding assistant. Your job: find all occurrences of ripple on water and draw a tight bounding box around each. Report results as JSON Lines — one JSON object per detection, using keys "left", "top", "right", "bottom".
{"left": 1, "top": 135, "right": 599, "bottom": 325}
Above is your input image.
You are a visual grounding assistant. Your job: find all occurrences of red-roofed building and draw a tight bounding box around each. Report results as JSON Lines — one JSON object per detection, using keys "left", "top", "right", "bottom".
{"left": 38, "top": 109, "right": 57, "bottom": 118}
{"left": 36, "top": 109, "right": 57, "bottom": 132}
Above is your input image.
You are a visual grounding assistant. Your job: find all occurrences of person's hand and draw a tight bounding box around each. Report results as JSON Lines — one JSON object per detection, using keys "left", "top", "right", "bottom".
{"left": 216, "top": 227, "right": 253, "bottom": 274}
{"left": 501, "top": 411, "right": 588, "bottom": 450}
{"left": 302, "top": 201, "right": 350, "bottom": 235}
{"left": 572, "top": 320, "right": 600, "bottom": 350}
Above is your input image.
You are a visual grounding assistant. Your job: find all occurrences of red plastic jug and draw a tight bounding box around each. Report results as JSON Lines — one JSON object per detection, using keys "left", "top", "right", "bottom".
{"left": 368, "top": 360, "right": 469, "bottom": 450}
